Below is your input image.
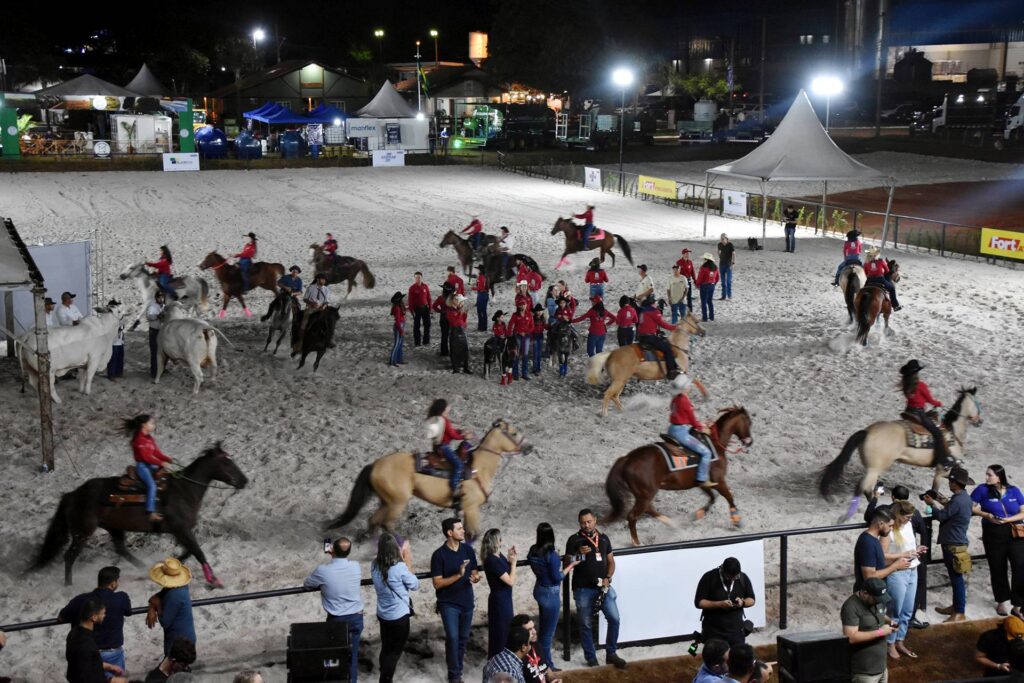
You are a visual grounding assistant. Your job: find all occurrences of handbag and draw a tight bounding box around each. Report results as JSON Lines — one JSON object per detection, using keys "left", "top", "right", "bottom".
{"left": 1011, "top": 524, "right": 1024, "bottom": 540}
{"left": 948, "top": 544, "right": 972, "bottom": 574}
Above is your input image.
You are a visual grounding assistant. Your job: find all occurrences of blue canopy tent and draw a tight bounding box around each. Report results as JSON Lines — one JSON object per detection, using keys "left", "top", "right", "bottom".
{"left": 262, "top": 107, "right": 312, "bottom": 125}
{"left": 304, "top": 104, "right": 348, "bottom": 125}
{"left": 244, "top": 103, "right": 284, "bottom": 122}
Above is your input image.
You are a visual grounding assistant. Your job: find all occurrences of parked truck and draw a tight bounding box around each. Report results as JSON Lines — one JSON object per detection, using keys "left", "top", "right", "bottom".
{"left": 450, "top": 103, "right": 555, "bottom": 151}
{"left": 928, "top": 88, "right": 1024, "bottom": 147}
{"left": 554, "top": 104, "right": 655, "bottom": 150}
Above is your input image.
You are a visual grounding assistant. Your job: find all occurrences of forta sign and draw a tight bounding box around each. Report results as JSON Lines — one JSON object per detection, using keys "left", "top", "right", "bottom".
{"left": 980, "top": 227, "right": 1024, "bottom": 261}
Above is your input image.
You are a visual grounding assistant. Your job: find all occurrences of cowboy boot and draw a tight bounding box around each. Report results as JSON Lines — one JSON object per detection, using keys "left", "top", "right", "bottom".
{"left": 499, "top": 375, "right": 506, "bottom": 385}
{"left": 935, "top": 605, "right": 955, "bottom": 616}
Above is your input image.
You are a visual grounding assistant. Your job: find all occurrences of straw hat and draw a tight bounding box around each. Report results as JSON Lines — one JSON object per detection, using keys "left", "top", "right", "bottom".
{"left": 867, "top": 246, "right": 881, "bottom": 257}
{"left": 701, "top": 252, "right": 716, "bottom": 262}
{"left": 149, "top": 558, "right": 192, "bottom": 588}
{"left": 671, "top": 373, "right": 693, "bottom": 394}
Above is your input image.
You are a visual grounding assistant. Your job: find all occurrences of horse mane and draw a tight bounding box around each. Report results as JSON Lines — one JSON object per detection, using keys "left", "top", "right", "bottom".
{"left": 201, "top": 441, "right": 225, "bottom": 459}
{"left": 715, "top": 405, "right": 747, "bottom": 423}
{"left": 942, "top": 389, "right": 967, "bottom": 428}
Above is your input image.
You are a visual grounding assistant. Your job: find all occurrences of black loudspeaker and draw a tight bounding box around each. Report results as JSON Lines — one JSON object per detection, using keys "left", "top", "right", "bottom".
{"left": 777, "top": 630, "right": 851, "bottom": 683}
{"left": 287, "top": 621, "right": 352, "bottom": 682}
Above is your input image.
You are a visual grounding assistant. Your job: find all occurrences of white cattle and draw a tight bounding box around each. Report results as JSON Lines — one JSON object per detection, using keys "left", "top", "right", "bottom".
{"left": 19, "top": 303, "right": 123, "bottom": 404}
{"left": 155, "top": 318, "right": 221, "bottom": 394}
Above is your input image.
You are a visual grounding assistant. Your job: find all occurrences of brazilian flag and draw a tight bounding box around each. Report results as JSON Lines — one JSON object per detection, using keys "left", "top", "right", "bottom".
{"left": 418, "top": 66, "right": 430, "bottom": 97}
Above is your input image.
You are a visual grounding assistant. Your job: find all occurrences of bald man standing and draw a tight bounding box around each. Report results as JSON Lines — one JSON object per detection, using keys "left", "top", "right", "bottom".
{"left": 305, "top": 537, "right": 364, "bottom": 682}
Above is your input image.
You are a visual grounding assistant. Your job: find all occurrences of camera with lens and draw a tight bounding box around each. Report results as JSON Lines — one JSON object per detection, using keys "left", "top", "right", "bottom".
{"left": 918, "top": 489, "right": 938, "bottom": 501}
{"left": 687, "top": 633, "right": 703, "bottom": 656}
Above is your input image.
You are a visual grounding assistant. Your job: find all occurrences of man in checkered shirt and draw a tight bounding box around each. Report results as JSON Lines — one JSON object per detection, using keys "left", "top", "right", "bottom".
{"left": 482, "top": 626, "right": 531, "bottom": 683}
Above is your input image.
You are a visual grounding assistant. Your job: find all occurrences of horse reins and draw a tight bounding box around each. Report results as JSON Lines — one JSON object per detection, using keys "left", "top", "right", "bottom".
{"left": 711, "top": 423, "right": 746, "bottom": 455}
{"left": 167, "top": 466, "right": 241, "bottom": 491}
{"left": 467, "top": 424, "right": 528, "bottom": 502}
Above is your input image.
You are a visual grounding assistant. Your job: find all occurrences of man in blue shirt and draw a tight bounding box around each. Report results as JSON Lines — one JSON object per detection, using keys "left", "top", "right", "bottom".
{"left": 693, "top": 637, "right": 730, "bottom": 683}
{"left": 146, "top": 558, "right": 196, "bottom": 657}
{"left": 853, "top": 507, "right": 911, "bottom": 592}
{"left": 430, "top": 517, "right": 479, "bottom": 683}
{"left": 304, "top": 537, "right": 363, "bottom": 682}
{"left": 925, "top": 466, "right": 975, "bottom": 623}
{"left": 58, "top": 566, "right": 132, "bottom": 676}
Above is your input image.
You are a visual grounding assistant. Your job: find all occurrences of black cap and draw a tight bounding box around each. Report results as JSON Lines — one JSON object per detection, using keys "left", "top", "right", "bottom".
{"left": 289, "top": 265, "right": 301, "bottom": 273}
{"left": 638, "top": 264, "right": 647, "bottom": 271}
{"left": 245, "top": 232, "right": 258, "bottom": 240}
{"left": 947, "top": 467, "right": 975, "bottom": 487}
{"left": 899, "top": 359, "right": 924, "bottom": 376}
{"left": 532, "top": 303, "right": 544, "bottom": 313}
{"left": 315, "top": 272, "right": 328, "bottom": 280}
{"left": 61, "top": 291, "right": 76, "bottom": 299}
{"left": 44, "top": 297, "right": 55, "bottom": 305}
{"left": 862, "top": 578, "right": 892, "bottom": 603}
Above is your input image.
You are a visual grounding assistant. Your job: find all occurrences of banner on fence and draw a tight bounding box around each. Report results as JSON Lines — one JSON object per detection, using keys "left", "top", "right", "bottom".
{"left": 723, "top": 190, "right": 748, "bottom": 216}
{"left": 979, "top": 227, "right": 1024, "bottom": 261}
{"left": 584, "top": 167, "right": 601, "bottom": 191}
{"left": 598, "top": 540, "right": 766, "bottom": 646}
{"left": 372, "top": 150, "right": 406, "bottom": 167}
{"left": 162, "top": 153, "right": 199, "bottom": 172}
{"left": 638, "top": 175, "right": 676, "bottom": 200}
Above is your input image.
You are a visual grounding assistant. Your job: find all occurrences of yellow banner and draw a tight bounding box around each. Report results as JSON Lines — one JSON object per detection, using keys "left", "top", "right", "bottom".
{"left": 980, "top": 227, "right": 1024, "bottom": 261}
{"left": 638, "top": 175, "right": 676, "bottom": 200}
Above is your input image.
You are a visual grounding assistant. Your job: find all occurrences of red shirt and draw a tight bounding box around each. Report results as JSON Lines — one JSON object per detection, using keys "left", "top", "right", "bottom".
{"left": 431, "top": 294, "right": 448, "bottom": 313}
{"left": 906, "top": 381, "right": 942, "bottom": 410}
{"left": 461, "top": 219, "right": 483, "bottom": 236}
{"left": 391, "top": 303, "right": 405, "bottom": 328}
{"left": 446, "top": 274, "right": 466, "bottom": 296}
{"left": 324, "top": 238, "right": 338, "bottom": 255}
{"left": 844, "top": 241, "right": 862, "bottom": 258}
{"left": 514, "top": 292, "right": 532, "bottom": 310}
{"left": 675, "top": 258, "right": 696, "bottom": 279}
{"left": 564, "top": 295, "right": 579, "bottom": 317}
{"left": 473, "top": 274, "right": 488, "bottom": 293}
{"left": 145, "top": 258, "right": 172, "bottom": 276}
{"left": 446, "top": 307, "right": 468, "bottom": 328}
{"left": 408, "top": 282, "right": 431, "bottom": 309}
{"left": 508, "top": 311, "right": 534, "bottom": 336}
{"left": 864, "top": 259, "right": 888, "bottom": 278}
{"left": 585, "top": 270, "right": 608, "bottom": 285}
{"left": 616, "top": 306, "right": 638, "bottom": 327}
{"left": 552, "top": 306, "right": 572, "bottom": 323}
{"left": 132, "top": 432, "right": 172, "bottom": 467}
{"left": 492, "top": 320, "right": 508, "bottom": 337}
{"left": 696, "top": 264, "right": 719, "bottom": 286}
{"left": 516, "top": 264, "right": 532, "bottom": 282}
{"left": 669, "top": 393, "right": 704, "bottom": 429}
{"left": 528, "top": 271, "right": 543, "bottom": 292}
{"left": 574, "top": 209, "right": 594, "bottom": 223}
{"left": 573, "top": 307, "right": 616, "bottom": 336}
{"left": 441, "top": 416, "right": 464, "bottom": 443}
{"left": 235, "top": 243, "right": 257, "bottom": 259}
{"left": 531, "top": 311, "right": 546, "bottom": 336}
{"left": 637, "top": 307, "right": 675, "bottom": 335}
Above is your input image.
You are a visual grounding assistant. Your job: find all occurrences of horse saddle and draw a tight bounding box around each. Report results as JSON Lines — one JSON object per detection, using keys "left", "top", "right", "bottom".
{"left": 577, "top": 228, "right": 606, "bottom": 245}
{"left": 899, "top": 415, "right": 956, "bottom": 449}
{"left": 415, "top": 444, "right": 475, "bottom": 478}
{"left": 108, "top": 466, "right": 169, "bottom": 505}
{"left": 168, "top": 276, "right": 188, "bottom": 289}
{"left": 862, "top": 283, "right": 890, "bottom": 300}
{"left": 632, "top": 342, "right": 665, "bottom": 363}
{"left": 656, "top": 434, "right": 718, "bottom": 473}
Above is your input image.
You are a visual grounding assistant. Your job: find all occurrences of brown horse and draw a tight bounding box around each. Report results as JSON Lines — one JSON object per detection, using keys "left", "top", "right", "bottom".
{"left": 604, "top": 406, "right": 753, "bottom": 546}
{"left": 325, "top": 419, "right": 531, "bottom": 539}
{"left": 440, "top": 230, "right": 498, "bottom": 275}
{"left": 551, "top": 217, "right": 633, "bottom": 269}
{"left": 199, "top": 251, "right": 284, "bottom": 318}
{"left": 838, "top": 264, "right": 866, "bottom": 324}
{"left": 586, "top": 312, "right": 707, "bottom": 417}
{"left": 853, "top": 260, "right": 901, "bottom": 345}
{"left": 30, "top": 443, "right": 248, "bottom": 587}
{"left": 308, "top": 244, "right": 376, "bottom": 297}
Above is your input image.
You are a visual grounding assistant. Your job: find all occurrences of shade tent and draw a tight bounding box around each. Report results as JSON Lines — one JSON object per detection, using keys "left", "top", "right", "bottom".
{"left": 356, "top": 80, "right": 418, "bottom": 118}
{"left": 125, "top": 63, "right": 169, "bottom": 97}
{"left": 243, "top": 102, "right": 284, "bottom": 121}
{"left": 33, "top": 74, "right": 140, "bottom": 98}
{"left": 702, "top": 90, "right": 896, "bottom": 245}
{"left": 262, "top": 107, "right": 313, "bottom": 125}
{"left": 351, "top": 81, "right": 428, "bottom": 151}
{"left": 305, "top": 104, "right": 348, "bottom": 124}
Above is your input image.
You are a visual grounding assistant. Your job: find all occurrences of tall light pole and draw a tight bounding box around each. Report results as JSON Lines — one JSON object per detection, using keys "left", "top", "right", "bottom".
{"left": 251, "top": 28, "right": 265, "bottom": 49}
{"left": 612, "top": 67, "right": 634, "bottom": 195}
{"left": 811, "top": 75, "right": 843, "bottom": 133}
{"left": 429, "top": 29, "right": 439, "bottom": 65}
{"left": 415, "top": 41, "right": 423, "bottom": 113}
{"left": 374, "top": 29, "right": 385, "bottom": 63}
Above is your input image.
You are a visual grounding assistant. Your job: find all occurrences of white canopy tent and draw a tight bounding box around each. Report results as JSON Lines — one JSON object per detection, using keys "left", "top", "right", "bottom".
{"left": 702, "top": 90, "right": 896, "bottom": 245}
{"left": 351, "top": 81, "right": 429, "bottom": 152}
{"left": 125, "top": 63, "right": 169, "bottom": 97}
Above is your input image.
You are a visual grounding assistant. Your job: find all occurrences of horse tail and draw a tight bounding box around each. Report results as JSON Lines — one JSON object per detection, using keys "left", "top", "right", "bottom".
{"left": 359, "top": 262, "right": 376, "bottom": 289}
{"left": 324, "top": 464, "right": 376, "bottom": 530}
{"left": 199, "top": 278, "right": 210, "bottom": 312}
{"left": 843, "top": 274, "right": 857, "bottom": 313}
{"left": 30, "top": 493, "right": 72, "bottom": 570}
{"left": 818, "top": 430, "right": 867, "bottom": 498}
{"left": 586, "top": 351, "right": 612, "bottom": 385}
{"left": 855, "top": 290, "right": 871, "bottom": 344}
{"left": 615, "top": 235, "right": 634, "bottom": 265}
{"left": 603, "top": 456, "right": 631, "bottom": 523}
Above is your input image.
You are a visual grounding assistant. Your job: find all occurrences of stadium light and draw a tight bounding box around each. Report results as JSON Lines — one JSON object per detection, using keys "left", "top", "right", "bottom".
{"left": 252, "top": 28, "right": 265, "bottom": 47}
{"left": 611, "top": 68, "right": 634, "bottom": 194}
{"left": 810, "top": 75, "right": 844, "bottom": 132}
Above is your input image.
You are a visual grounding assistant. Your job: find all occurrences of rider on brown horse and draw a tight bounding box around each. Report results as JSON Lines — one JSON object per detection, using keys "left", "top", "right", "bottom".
{"left": 234, "top": 233, "right": 258, "bottom": 292}
{"left": 574, "top": 204, "right": 596, "bottom": 247}
{"left": 636, "top": 294, "right": 681, "bottom": 380}
{"left": 323, "top": 233, "right": 339, "bottom": 262}
{"left": 462, "top": 215, "right": 485, "bottom": 250}
{"left": 900, "top": 359, "right": 954, "bottom": 468}
{"left": 126, "top": 414, "right": 174, "bottom": 523}
{"left": 666, "top": 375, "right": 716, "bottom": 488}
{"left": 864, "top": 247, "right": 901, "bottom": 311}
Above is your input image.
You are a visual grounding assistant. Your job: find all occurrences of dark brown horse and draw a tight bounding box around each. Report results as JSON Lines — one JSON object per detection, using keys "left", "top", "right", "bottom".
{"left": 854, "top": 259, "right": 901, "bottom": 346}
{"left": 551, "top": 217, "right": 633, "bottom": 269}
{"left": 30, "top": 443, "right": 248, "bottom": 587}
{"left": 440, "top": 230, "right": 499, "bottom": 275}
{"left": 604, "top": 406, "right": 753, "bottom": 546}
{"left": 308, "top": 244, "right": 376, "bottom": 297}
{"left": 199, "top": 251, "right": 285, "bottom": 318}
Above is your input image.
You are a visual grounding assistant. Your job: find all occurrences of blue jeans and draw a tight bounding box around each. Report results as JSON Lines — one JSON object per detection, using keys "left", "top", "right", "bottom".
{"left": 942, "top": 545, "right": 968, "bottom": 614}
{"left": 667, "top": 424, "right": 713, "bottom": 481}
{"left": 157, "top": 273, "right": 175, "bottom": 297}
{"left": 476, "top": 291, "right": 489, "bottom": 331}
{"left": 513, "top": 335, "right": 530, "bottom": 379}
{"left": 784, "top": 225, "right": 796, "bottom": 252}
{"left": 471, "top": 233, "right": 483, "bottom": 249}
{"left": 589, "top": 283, "right": 604, "bottom": 299}
{"left": 531, "top": 335, "right": 543, "bottom": 372}
{"left": 389, "top": 326, "right": 404, "bottom": 365}
{"left": 439, "top": 603, "right": 473, "bottom": 682}
{"left": 326, "top": 612, "right": 363, "bottom": 682}
{"left": 719, "top": 265, "right": 732, "bottom": 298}
{"left": 441, "top": 444, "right": 463, "bottom": 496}
{"left": 835, "top": 257, "right": 862, "bottom": 283}
{"left": 574, "top": 586, "right": 620, "bottom": 662}
{"left": 582, "top": 222, "right": 594, "bottom": 247}
{"left": 99, "top": 648, "right": 125, "bottom": 679}
{"left": 670, "top": 302, "right": 686, "bottom": 324}
{"left": 238, "top": 258, "right": 252, "bottom": 291}
{"left": 136, "top": 462, "right": 159, "bottom": 513}
{"left": 534, "top": 584, "right": 561, "bottom": 670}
{"left": 586, "top": 334, "right": 605, "bottom": 357}
{"left": 886, "top": 568, "right": 918, "bottom": 643}
{"left": 699, "top": 284, "right": 716, "bottom": 321}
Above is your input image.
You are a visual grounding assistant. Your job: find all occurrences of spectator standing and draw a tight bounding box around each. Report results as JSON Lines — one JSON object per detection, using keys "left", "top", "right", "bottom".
{"left": 693, "top": 637, "right": 730, "bottom": 683}
{"left": 667, "top": 264, "right": 688, "bottom": 323}
{"left": 584, "top": 259, "right": 608, "bottom": 300}
{"left": 527, "top": 522, "right": 579, "bottom": 673}
{"left": 57, "top": 291, "right": 85, "bottom": 326}
{"left": 430, "top": 517, "right": 480, "bottom": 683}
{"left": 717, "top": 235, "right": 735, "bottom": 300}
{"left": 143, "top": 637, "right": 196, "bottom": 683}
{"left": 971, "top": 465, "right": 1024, "bottom": 617}
{"left": 408, "top": 272, "right": 432, "bottom": 346}
{"left": 882, "top": 501, "right": 927, "bottom": 659}
{"left": 572, "top": 297, "right": 615, "bottom": 357}
{"left": 445, "top": 266, "right": 466, "bottom": 296}
{"left": 106, "top": 320, "right": 125, "bottom": 379}
{"left": 675, "top": 249, "right": 696, "bottom": 312}
{"left": 530, "top": 304, "right": 546, "bottom": 375}
{"left": 925, "top": 466, "right": 975, "bottom": 623}
{"left": 433, "top": 281, "right": 456, "bottom": 356}
{"left": 615, "top": 296, "right": 638, "bottom": 347}
{"left": 565, "top": 509, "right": 627, "bottom": 669}
{"left": 635, "top": 265, "right": 654, "bottom": 303}
{"left": 482, "top": 627, "right": 531, "bottom": 683}
{"left": 58, "top": 567, "right": 132, "bottom": 676}
{"left": 388, "top": 292, "right": 406, "bottom": 367}
{"left": 976, "top": 615, "right": 1024, "bottom": 676}
{"left": 146, "top": 559, "right": 195, "bottom": 657}
{"left": 841, "top": 578, "right": 894, "bottom": 683}
{"left": 854, "top": 507, "right": 912, "bottom": 592}
{"left": 510, "top": 614, "right": 563, "bottom": 683}
{"left": 782, "top": 205, "right": 799, "bottom": 253}
{"left": 303, "top": 537, "right": 363, "bottom": 683}
{"left": 695, "top": 255, "right": 719, "bottom": 322}
{"left": 146, "top": 291, "right": 165, "bottom": 379}
{"left": 482, "top": 529, "right": 518, "bottom": 658}
{"left": 864, "top": 485, "right": 930, "bottom": 629}
{"left": 507, "top": 300, "right": 534, "bottom": 381}
{"left": 447, "top": 294, "right": 471, "bottom": 374}
{"left": 66, "top": 597, "right": 128, "bottom": 683}
{"left": 370, "top": 533, "right": 419, "bottom": 683}
{"left": 473, "top": 266, "right": 490, "bottom": 332}
{"left": 694, "top": 557, "right": 757, "bottom": 647}
{"left": 45, "top": 296, "right": 58, "bottom": 327}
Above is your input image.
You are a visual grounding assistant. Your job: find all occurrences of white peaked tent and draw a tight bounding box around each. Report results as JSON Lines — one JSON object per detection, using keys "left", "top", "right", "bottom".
{"left": 33, "top": 73, "right": 140, "bottom": 98}
{"left": 125, "top": 63, "right": 169, "bottom": 97}
{"left": 702, "top": 90, "right": 896, "bottom": 244}
{"left": 351, "top": 81, "right": 429, "bottom": 152}
{"left": 356, "top": 80, "right": 419, "bottom": 117}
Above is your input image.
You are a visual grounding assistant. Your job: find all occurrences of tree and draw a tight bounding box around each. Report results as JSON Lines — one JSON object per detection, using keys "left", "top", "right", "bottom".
{"left": 348, "top": 44, "right": 373, "bottom": 65}
{"left": 678, "top": 73, "right": 734, "bottom": 103}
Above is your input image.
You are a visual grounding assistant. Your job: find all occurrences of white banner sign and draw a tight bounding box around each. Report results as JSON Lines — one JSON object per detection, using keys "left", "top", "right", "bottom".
{"left": 598, "top": 540, "right": 766, "bottom": 645}
{"left": 584, "top": 166, "right": 601, "bottom": 191}
{"left": 723, "top": 190, "right": 748, "bottom": 216}
{"left": 162, "top": 153, "right": 199, "bottom": 172}
{"left": 372, "top": 150, "right": 406, "bottom": 167}
{"left": 347, "top": 119, "right": 380, "bottom": 138}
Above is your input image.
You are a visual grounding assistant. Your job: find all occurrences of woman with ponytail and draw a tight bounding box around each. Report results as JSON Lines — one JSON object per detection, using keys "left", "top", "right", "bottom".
{"left": 124, "top": 415, "right": 174, "bottom": 522}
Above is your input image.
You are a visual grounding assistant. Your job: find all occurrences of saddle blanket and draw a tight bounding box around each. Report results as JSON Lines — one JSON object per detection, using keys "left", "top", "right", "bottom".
{"left": 580, "top": 228, "right": 607, "bottom": 243}
{"left": 106, "top": 466, "right": 169, "bottom": 506}
{"left": 654, "top": 438, "right": 718, "bottom": 473}
{"left": 415, "top": 449, "right": 474, "bottom": 479}
{"left": 631, "top": 345, "right": 664, "bottom": 362}
{"left": 901, "top": 423, "right": 956, "bottom": 450}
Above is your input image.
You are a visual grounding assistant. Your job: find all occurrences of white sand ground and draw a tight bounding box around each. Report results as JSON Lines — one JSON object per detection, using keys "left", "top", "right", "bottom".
{"left": 0, "top": 157, "right": 1022, "bottom": 682}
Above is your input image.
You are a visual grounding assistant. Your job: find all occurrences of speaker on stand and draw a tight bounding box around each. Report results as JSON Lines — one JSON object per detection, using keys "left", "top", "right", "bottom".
{"left": 777, "top": 630, "right": 851, "bottom": 683}
{"left": 287, "top": 621, "right": 352, "bottom": 682}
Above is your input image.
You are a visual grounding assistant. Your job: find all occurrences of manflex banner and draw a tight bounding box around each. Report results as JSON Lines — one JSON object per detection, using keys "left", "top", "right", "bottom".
{"left": 980, "top": 228, "right": 1024, "bottom": 261}
{"left": 584, "top": 167, "right": 601, "bottom": 191}
{"left": 161, "top": 153, "right": 199, "bottom": 172}
{"left": 638, "top": 175, "right": 676, "bottom": 200}
{"left": 723, "top": 190, "right": 748, "bottom": 216}
{"left": 346, "top": 119, "right": 380, "bottom": 138}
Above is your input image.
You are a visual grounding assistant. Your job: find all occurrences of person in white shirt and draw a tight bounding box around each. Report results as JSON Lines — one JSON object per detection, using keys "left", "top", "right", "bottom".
{"left": 44, "top": 297, "right": 57, "bottom": 327}
{"left": 498, "top": 227, "right": 515, "bottom": 273}
{"left": 146, "top": 291, "right": 165, "bottom": 379}
{"left": 57, "top": 291, "right": 84, "bottom": 327}
{"left": 304, "top": 273, "right": 331, "bottom": 309}
{"left": 635, "top": 265, "right": 654, "bottom": 302}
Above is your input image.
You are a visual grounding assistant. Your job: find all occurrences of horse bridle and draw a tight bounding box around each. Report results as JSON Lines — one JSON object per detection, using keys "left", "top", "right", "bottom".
{"left": 473, "top": 420, "right": 528, "bottom": 458}
{"left": 168, "top": 455, "right": 245, "bottom": 491}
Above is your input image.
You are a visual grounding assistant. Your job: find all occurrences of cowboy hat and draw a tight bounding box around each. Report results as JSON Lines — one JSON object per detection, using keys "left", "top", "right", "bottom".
{"left": 315, "top": 272, "right": 328, "bottom": 280}
{"left": 516, "top": 280, "right": 529, "bottom": 287}
{"left": 846, "top": 230, "right": 861, "bottom": 241}
{"left": 245, "top": 232, "right": 258, "bottom": 240}
{"left": 289, "top": 265, "right": 302, "bottom": 273}
{"left": 867, "top": 246, "right": 881, "bottom": 257}
{"left": 701, "top": 253, "right": 716, "bottom": 262}
{"left": 947, "top": 466, "right": 975, "bottom": 487}
{"left": 532, "top": 303, "right": 544, "bottom": 313}
{"left": 149, "top": 558, "right": 192, "bottom": 588}
{"left": 390, "top": 291, "right": 405, "bottom": 304}
{"left": 589, "top": 258, "right": 601, "bottom": 268}
{"left": 637, "top": 264, "right": 648, "bottom": 271}
{"left": 44, "top": 297, "right": 55, "bottom": 305}
{"left": 671, "top": 373, "right": 693, "bottom": 394}
{"left": 899, "top": 359, "right": 924, "bottom": 376}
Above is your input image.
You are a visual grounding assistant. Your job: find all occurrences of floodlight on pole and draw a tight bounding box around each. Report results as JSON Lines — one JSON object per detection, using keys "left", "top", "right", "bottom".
{"left": 374, "top": 29, "right": 385, "bottom": 62}
{"left": 252, "top": 28, "right": 265, "bottom": 48}
{"left": 429, "top": 29, "right": 439, "bottom": 64}
{"left": 611, "top": 67, "right": 634, "bottom": 194}
{"left": 810, "top": 75, "right": 843, "bottom": 132}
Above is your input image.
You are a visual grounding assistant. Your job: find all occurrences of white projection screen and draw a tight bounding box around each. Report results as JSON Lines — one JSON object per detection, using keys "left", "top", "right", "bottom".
{"left": 598, "top": 540, "right": 767, "bottom": 645}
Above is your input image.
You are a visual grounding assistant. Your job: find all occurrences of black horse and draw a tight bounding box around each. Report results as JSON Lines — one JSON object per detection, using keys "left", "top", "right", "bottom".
{"left": 294, "top": 306, "right": 341, "bottom": 371}
{"left": 30, "top": 443, "right": 248, "bottom": 587}
{"left": 483, "top": 336, "right": 518, "bottom": 380}
{"left": 479, "top": 252, "right": 544, "bottom": 295}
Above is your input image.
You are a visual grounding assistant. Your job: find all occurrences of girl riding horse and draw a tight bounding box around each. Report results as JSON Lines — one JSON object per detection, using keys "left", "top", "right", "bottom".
{"left": 900, "top": 359, "right": 954, "bottom": 468}
{"left": 666, "top": 375, "right": 716, "bottom": 488}
{"left": 426, "top": 400, "right": 469, "bottom": 510}
{"left": 126, "top": 414, "right": 174, "bottom": 523}
{"left": 146, "top": 246, "right": 178, "bottom": 300}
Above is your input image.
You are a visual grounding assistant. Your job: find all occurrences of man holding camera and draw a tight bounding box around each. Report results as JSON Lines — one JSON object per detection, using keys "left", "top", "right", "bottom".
{"left": 304, "top": 537, "right": 363, "bottom": 683}
{"left": 841, "top": 578, "right": 895, "bottom": 683}
{"left": 924, "top": 466, "right": 975, "bottom": 623}
{"left": 694, "top": 557, "right": 757, "bottom": 648}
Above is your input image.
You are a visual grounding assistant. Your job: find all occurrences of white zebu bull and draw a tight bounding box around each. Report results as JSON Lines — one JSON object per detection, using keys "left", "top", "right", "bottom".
{"left": 155, "top": 317, "right": 223, "bottom": 394}
{"left": 19, "top": 303, "right": 123, "bottom": 404}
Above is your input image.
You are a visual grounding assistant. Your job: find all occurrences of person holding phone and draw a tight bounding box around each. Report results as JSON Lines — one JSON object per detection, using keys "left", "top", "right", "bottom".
{"left": 430, "top": 518, "right": 479, "bottom": 683}
{"left": 303, "top": 538, "right": 363, "bottom": 683}
{"left": 694, "top": 557, "right": 757, "bottom": 647}
{"left": 881, "top": 501, "right": 928, "bottom": 659}
{"left": 527, "top": 523, "right": 579, "bottom": 673}
{"left": 841, "top": 578, "right": 894, "bottom": 683}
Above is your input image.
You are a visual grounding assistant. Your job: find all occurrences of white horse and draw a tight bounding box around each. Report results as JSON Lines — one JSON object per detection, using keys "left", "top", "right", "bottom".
{"left": 120, "top": 262, "right": 209, "bottom": 329}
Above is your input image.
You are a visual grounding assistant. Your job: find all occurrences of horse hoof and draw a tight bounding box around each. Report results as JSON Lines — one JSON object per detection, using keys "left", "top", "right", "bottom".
{"left": 694, "top": 509, "right": 706, "bottom": 521}
{"left": 217, "top": 310, "right": 227, "bottom": 319}
{"left": 207, "top": 577, "right": 224, "bottom": 589}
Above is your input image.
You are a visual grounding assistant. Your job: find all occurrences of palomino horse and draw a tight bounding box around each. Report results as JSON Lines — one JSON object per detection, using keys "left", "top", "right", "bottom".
{"left": 199, "top": 252, "right": 284, "bottom": 318}
{"left": 440, "top": 230, "right": 499, "bottom": 275}
{"left": 586, "top": 312, "right": 707, "bottom": 417}
{"left": 30, "top": 443, "right": 248, "bottom": 587}
{"left": 838, "top": 264, "right": 866, "bottom": 324}
{"left": 325, "top": 420, "right": 532, "bottom": 538}
{"left": 604, "top": 406, "right": 754, "bottom": 545}
{"left": 819, "top": 387, "right": 982, "bottom": 523}
{"left": 308, "top": 245, "right": 376, "bottom": 297}
{"left": 120, "top": 262, "right": 210, "bottom": 329}
{"left": 551, "top": 217, "right": 633, "bottom": 269}
{"left": 853, "top": 259, "right": 901, "bottom": 345}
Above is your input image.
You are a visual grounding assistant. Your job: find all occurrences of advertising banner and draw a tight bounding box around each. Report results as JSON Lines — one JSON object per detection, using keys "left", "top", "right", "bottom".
{"left": 638, "top": 175, "right": 676, "bottom": 200}
{"left": 346, "top": 120, "right": 380, "bottom": 138}
{"left": 161, "top": 153, "right": 200, "bottom": 172}
{"left": 386, "top": 123, "right": 402, "bottom": 145}
{"left": 584, "top": 167, "right": 601, "bottom": 191}
{"left": 723, "top": 190, "right": 748, "bottom": 216}
{"left": 979, "top": 228, "right": 1024, "bottom": 261}
{"left": 372, "top": 150, "right": 406, "bottom": 167}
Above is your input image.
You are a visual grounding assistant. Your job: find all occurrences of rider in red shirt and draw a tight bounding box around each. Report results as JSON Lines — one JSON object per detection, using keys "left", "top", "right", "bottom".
{"left": 637, "top": 295, "right": 680, "bottom": 379}
{"left": 145, "top": 245, "right": 178, "bottom": 300}
{"left": 426, "top": 399, "right": 468, "bottom": 509}
{"left": 461, "top": 216, "right": 484, "bottom": 250}
{"left": 833, "top": 230, "right": 863, "bottom": 286}
{"left": 900, "top": 359, "right": 952, "bottom": 467}
{"left": 234, "top": 232, "right": 258, "bottom": 292}
{"left": 126, "top": 414, "right": 173, "bottom": 523}
{"left": 573, "top": 296, "right": 616, "bottom": 356}
{"left": 864, "top": 248, "right": 901, "bottom": 311}
{"left": 324, "top": 233, "right": 339, "bottom": 260}
{"left": 445, "top": 266, "right": 466, "bottom": 296}
{"left": 666, "top": 377, "right": 715, "bottom": 487}
{"left": 574, "top": 204, "right": 595, "bottom": 247}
